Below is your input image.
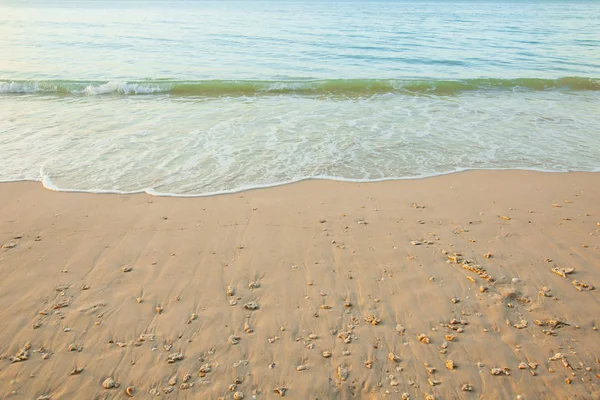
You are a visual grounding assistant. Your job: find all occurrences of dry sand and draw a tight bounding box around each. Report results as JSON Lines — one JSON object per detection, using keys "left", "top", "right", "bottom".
{"left": 0, "top": 170, "right": 599, "bottom": 400}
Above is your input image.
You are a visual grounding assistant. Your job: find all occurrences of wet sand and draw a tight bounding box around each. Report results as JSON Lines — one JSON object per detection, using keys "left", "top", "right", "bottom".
{"left": 0, "top": 170, "right": 599, "bottom": 400}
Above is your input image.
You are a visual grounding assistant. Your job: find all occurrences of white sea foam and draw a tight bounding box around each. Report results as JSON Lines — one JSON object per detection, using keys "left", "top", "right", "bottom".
{"left": 1, "top": 88, "right": 599, "bottom": 197}
{"left": 0, "top": 81, "right": 40, "bottom": 93}
{"left": 79, "top": 81, "right": 164, "bottom": 95}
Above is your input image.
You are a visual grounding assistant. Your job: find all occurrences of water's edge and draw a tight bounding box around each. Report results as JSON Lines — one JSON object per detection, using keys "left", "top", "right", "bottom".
{"left": 1, "top": 167, "right": 598, "bottom": 198}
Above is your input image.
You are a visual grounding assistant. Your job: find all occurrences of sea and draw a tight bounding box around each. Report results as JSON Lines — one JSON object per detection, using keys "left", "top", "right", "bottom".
{"left": 1, "top": 0, "right": 599, "bottom": 196}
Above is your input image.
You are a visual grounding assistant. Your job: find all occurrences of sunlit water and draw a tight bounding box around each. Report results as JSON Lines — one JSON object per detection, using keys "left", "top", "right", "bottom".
{"left": 1, "top": 0, "right": 599, "bottom": 195}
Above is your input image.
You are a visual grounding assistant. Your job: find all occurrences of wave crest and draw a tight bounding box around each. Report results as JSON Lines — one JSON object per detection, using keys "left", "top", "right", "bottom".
{"left": 1, "top": 77, "right": 599, "bottom": 97}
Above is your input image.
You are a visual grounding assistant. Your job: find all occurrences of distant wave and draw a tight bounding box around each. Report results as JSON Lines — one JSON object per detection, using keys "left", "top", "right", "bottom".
{"left": 1, "top": 77, "right": 599, "bottom": 97}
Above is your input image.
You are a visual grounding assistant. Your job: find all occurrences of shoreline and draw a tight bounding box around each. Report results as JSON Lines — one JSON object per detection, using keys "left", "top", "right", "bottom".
{"left": 2, "top": 168, "right": 600, "bottom": 198}
{"left": 1, "top": 170, "right": 599, "bottom": 399}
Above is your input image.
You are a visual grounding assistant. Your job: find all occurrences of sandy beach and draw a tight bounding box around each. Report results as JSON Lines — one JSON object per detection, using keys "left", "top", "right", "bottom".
{"left": 0, "top": 170, "right": 599, "bottom": 399}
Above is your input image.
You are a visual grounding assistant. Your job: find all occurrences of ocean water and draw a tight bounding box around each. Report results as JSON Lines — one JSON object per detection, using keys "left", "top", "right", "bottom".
{"left": 1, "top": 1, "right": 599, "bottom": 195}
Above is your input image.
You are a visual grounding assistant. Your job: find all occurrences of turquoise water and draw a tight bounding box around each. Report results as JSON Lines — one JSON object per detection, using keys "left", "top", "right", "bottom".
{"left": 1, "top": 1, "right": 599, "bottom": 195}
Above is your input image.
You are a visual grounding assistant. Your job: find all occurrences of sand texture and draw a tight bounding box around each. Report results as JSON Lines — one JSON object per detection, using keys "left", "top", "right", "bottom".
{"left": 0, "top": 170, "right": 599, "bottom": 399}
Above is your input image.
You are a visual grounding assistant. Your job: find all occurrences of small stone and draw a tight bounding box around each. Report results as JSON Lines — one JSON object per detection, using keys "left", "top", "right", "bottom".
{"left": 445, "top": 360, "right": 456, "bottom": 370}
{"left": 70, "top": 367, "right": 84, "bottom": 375}
{"left": 102, "top": 377, "right": 117, "bottom": 389}
{"left": 296, "top": 364, "right": 310, "bottom": 371}
{"left": 322, "top": 350, "right": 332, "bottom": 358}
{"left": 121, "top": 266, "right": 132, "bottom": 272}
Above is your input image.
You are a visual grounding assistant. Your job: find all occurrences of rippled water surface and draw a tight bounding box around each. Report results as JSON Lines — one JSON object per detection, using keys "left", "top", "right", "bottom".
{"left": 1, "top": 0, "right": 599, "bottom": 195}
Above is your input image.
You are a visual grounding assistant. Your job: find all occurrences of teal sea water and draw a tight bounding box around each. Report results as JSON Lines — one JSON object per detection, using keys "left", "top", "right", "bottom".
{"left": 1, "top": 0, "right": 599, "bottom": 195}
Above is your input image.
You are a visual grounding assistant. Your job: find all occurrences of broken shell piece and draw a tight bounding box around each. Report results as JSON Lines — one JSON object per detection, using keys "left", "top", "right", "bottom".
{"left": 248, "top": 281, "right": 260, "bottom": 289}
{"left": 273, "top": 387, "right": 287, "bottom": 397}
{"left": 228, "top": 335, "right": 240, "bottom": 345}
{"left": 513, "top": 320, "right": 528, "bottom": 329}
{"left": 395, "top": 324, "right": 405, "bottom": 333}
{"left": 243, "top": 302, "right": 259, "bottom": 310}
{"left": 364, "top": 314, "right": 381, "bottom": 325}
{"left": 448, "top": 254, "right": 463, "bottom": 264}
{"left": 67, "top": 343, "right": 82, "bottom": 352}
{"left": 490, "top": 367, "right": 510, "bottom": 376}
{"left": 2, "top": 242, "right": 17, "bottom": 249}
{"left": 461, "top": 384, "right": 473, "bottom": 392}
{"left": 428, "top": 377, "right": 440, "bottom": 386}
{"left": 446, "top": 360, "right": 456, "bottom": 370}
{"left": 466, "top": 276, "right": 476, "bottom": 283}
{"left": 572, "top": 280, "right": 594, "bottom": 291}
{"left": 337, "top": 331, "right": 352, "bottom": 343}
{"left": 227, "top": 286, "right": 235, "bottom": 296}
{"left": 388, "top": 353, "right": 400, "bottom": 362}
{"left": 451, "top": 297, "right": 460, "bottom": 304}
{"left": 410, "top": 240, "right": 422, "bottom": 246}
{"left": 9, "top": 345, "right": 29, "bottom": 363}
{"left": 125, "top": 386, "right": 135, "bottom": 397}
{"left": 233, "top": 391, "right": 244, "bottom": 400}
{"left": 499, "top": 215, "right": 511, "bottom": 220}
{"left": 364, "top": 360, "right": 373, "bottom": 369}
{"left": 168, "top": 376, "right": 177, "bottom": 386}
{"left": 417, "top": 334, "right": 430, "bottom": 344}
{"left": 166, "top": 352, "right": 184, "bottom": 363}
{"left": 337, "top": 365, "right": 349, "bottom": 381}
{"left": 547, "top": 319, "right": 569, "bottom": 329}
{"left": 424, "top": 364, "right": 436, "bottom": 374}
{"left": 296, "top": 364, "right": 310, "bottom": 371}
{"left": 483, "top": 252, "right": 492, "bottom": 259}
{"left": 551, "top": 267, "right": 575, "bottom": 278}
{"left": 445, "top": 334, "right": 456, "bottom": 342}
{"left": 155, "top": 306, "right": 163, "bottom": 314}
{"left": 320, "top": 304, "right": 331, "bottom": 310}
{"left": 70, "top": 367, "right": 84, "bottom": 375}
{"left": 102, "top": 377, "right": 117, "bottom": 389}
{"left": 198, "top": 364, "right": 212, "bottom": 377}
{"left": 479, "top": 285, "right": 488, "bottom": 293}
{"left": 121, "top": 266, "right": 132, "bottom": 273}
{"left": 243, "top": 322, "right": 253, "bottom": 334}
{"left": 322, "top": 350, "right": 332, "bottom": 358}
{"left": 518, "top": 362, "right": 527, "bottom": 369}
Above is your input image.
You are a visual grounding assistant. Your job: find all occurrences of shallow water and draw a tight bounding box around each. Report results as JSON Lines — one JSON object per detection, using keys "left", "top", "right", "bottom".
{"left": 1, "top": 0, "right": 599, "bottom": 195}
